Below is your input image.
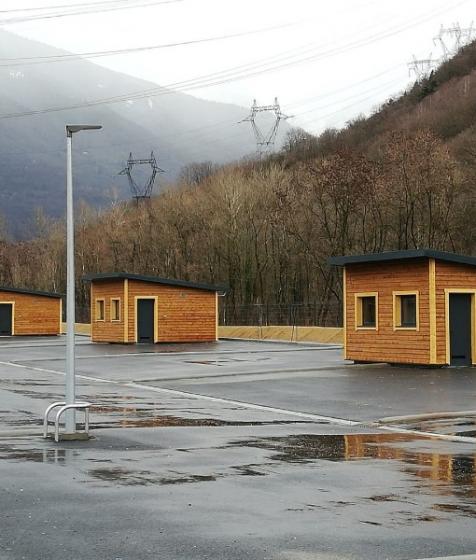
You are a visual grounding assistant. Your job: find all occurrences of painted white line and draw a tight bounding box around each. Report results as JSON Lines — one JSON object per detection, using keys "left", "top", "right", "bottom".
{"left": 379, "top": 411, "right": 476, "bottom": 424}
{"left": 0, "top": 361, "right": 114, "bottom": 383}
{"left": 411, "top": 556, "right": 476, "bottom": 560}
{"left": 9, "top": 345, "right": 342, "bottom": 363}
{"left": 378, "top": 424, "right": 476, "bottom": 444}
{"left": 2, "top": 359, "right": 476, "bottom": 443}
{"left": 124, "top": 381, "right": 358, "bottom": 426}
{"left": 0, "top": 360, "right": 357, "bottom": 426}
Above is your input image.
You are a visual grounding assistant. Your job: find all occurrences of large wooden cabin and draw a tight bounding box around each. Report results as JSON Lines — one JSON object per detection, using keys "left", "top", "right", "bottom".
{"left": 0, "top": 287, "right": 62, "bottom": 336}
{"left": 85, "top": 273, "right": 226, "bottom": 344}
{"left": 329, "top": 250, "right": 476, "bottom": 367}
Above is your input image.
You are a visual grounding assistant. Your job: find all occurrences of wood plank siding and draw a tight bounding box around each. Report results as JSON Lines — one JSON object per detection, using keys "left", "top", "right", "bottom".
{"left": 91, "top": 279, "right": 218, "bottom": 343}
{"left": 345, "top": 260, "right": 431, "bottom": 364}
{"left": 90, "top": 279, "right": 125, "bottom": 343}
{"left": 435, "top": 261, "right": 476, "bottom": 365}
{"left": 0, "top": 291, "right": 61, "bottom": 336}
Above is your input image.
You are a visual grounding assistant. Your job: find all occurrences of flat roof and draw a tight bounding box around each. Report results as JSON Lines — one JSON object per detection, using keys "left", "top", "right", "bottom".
{"left": 83, "top": 272, "right": 228, "bottom": 294}
{"left": 329, "top": 249, "right": 476, "bottom": 268}
{"left": 0, "top": 286, "right": 63, "bottom": 298}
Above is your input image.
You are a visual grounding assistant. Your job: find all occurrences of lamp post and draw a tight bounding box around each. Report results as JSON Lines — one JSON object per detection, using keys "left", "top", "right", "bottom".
{"left": 65, "top": 124, "right": 102, "bottom": 435}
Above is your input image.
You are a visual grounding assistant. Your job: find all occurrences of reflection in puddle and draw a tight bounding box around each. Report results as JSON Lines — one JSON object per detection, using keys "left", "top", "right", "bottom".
{"left": 227, "top": 433, "right": 476, "bottom": 503}
{"left": 0, "top": 445, "right": 79, "bottom": 464}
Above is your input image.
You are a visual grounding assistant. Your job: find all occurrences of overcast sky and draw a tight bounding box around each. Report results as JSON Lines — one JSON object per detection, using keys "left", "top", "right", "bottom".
{"left": 1, "top": 0, "right": 475, "bottom": 135}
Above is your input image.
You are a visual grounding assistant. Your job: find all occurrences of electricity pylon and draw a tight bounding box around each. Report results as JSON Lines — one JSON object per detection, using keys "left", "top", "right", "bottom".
{"left": 119, "top": 151, "right": 164, "bottom": 202}
{"left": 433, "top": 22, "right": 475, "bottom": 60}
{"left": 240, "top": 97, "right": 290, "bottom": 156}
{"left": 408, "top": 54, "right": 439, "bottom": 80}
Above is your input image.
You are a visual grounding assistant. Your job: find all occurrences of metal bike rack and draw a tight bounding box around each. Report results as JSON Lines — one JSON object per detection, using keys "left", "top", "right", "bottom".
{"left": 43, "top": 401, "right": 92, "bottom": 442}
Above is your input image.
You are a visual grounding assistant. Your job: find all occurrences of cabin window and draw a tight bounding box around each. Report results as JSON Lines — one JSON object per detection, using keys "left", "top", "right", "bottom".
{"left": 96, "top": 299, "right": 105, "bottom": 321}
{"left": 393, "top": 292, "right": 419, "bottom": 330}
{"left": 111, "top": 298, "right": 121, "bottom": 322}
{"left": 355, "top": 293, "right": 378, "bottom": 330}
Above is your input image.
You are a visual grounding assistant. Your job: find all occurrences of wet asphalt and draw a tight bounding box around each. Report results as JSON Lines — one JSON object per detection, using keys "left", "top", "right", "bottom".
{"left": 0, "top": 336, "right": 476, "bottom": 559}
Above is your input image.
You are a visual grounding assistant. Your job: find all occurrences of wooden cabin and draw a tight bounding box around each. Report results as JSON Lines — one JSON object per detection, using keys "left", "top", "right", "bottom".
{"left": 0, "top": 287, "right": 62, "bottom": 336}
{"left": 329, "top": 250, "right": 476, "bottom": 367}
{"left": 84, "top": 273, "right": 226, "bottom": 344}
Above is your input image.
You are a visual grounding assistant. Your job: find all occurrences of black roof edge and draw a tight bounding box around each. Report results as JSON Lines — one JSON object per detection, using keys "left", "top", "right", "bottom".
{"left": 0, "top": 286, "right": 63, "bottom": 298}
{"left": 82, "top": 272, "right": 228, "bottom": 294}
{"left": 328, "top": 249, "right": 476, "bottom": 268}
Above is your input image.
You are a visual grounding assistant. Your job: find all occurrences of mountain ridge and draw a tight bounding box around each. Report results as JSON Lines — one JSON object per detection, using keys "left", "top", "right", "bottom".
{"left": 0, "top": 30, "right": 287, "bottom": 236}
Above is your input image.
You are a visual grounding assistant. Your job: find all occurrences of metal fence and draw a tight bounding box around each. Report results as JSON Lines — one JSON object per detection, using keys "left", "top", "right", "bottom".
{"left": 70, "top": 302, "right": 342, "bottom": 328}
{"left": 219, "top": 302, "right": 342, "bottom": 328}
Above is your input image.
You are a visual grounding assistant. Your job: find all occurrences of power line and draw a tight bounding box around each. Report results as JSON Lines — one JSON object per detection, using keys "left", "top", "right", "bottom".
{"left": 0, "top": 0, "right": 182, "bottom": 25}
{"left": 0, "top": 0, "right": 469, "bottom": 121}
{"left": 0, "top": 0, "right": 142, "bottom": 13}
{"left": 0, "top": 21, "right": 301, "bottom": 67}
{"left": 298, "top": 82, "right": 406, "bottom": 129}
{"left": 285, "top": 64, "right": 404, "bottom": 110}
{"left": 291, "top": 76, "right": 405, "bottom": 118}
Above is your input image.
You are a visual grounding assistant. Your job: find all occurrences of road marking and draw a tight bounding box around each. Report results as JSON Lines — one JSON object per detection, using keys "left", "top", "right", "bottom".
{"left": 411, "top": 556, "right": 476, "bottom": 560}
{"left": 6, "top": 345, "right": 342, "bottom": 363}
{"left": 379, "top": 410, "right": 476, "bottom": 424}
{"left": 1, "top": 359, "right": 475, "bottom": 443}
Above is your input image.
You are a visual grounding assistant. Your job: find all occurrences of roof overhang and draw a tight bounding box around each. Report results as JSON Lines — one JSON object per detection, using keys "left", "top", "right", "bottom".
{"left": 0, "top": 286, "right": 63, "bottom": 298}
{"left": 83, "top": 272, "right": 228, "bottom": 294}
{"left": 328, "top": 249, "right": 476, "bottom": 268}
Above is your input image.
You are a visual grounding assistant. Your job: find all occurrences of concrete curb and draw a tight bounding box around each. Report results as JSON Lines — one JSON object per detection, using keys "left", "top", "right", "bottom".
{"left": 379, "top": 410, "right": 476, "bottom": 424}
{"left": 220, "top": 337, "right": 342, "bottom": 348}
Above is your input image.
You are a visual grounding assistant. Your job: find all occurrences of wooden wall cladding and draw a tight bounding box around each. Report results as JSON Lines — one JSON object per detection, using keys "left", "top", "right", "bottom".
{"left": 128, "top": 280, "right": 217, "bottom": 343}
{"left": 90, "top": 279, "right": 217, "bottom": 343}
{"left": 435, "top": 261, "right": 476, "bottom": 364}
{"left": 345, "top": 260, "right": 430, "bottom": 365}
{"left": 0, "top": 291, "right": 61, "bottom": 335}
{"left": 90, "top": 280, "right": 125, "bottom": 343}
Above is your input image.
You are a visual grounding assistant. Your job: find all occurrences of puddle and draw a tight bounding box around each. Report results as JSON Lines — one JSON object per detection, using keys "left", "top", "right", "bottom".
{"left": 89, "top": 409, "right": 320, "bottom": 429}
{"left": 413, "top": 417, "right": 476, "bottom": 438}
{"left": 0, "top": 445, "right": 79, "bottom": 464}
{"left": 88, "top": 467, "right": 219, "bottom": 486}
{"left": 226, "top": 433, "right": 476, "bottom": 502}
{"left": 433, "top": 503, "right": 476, "bottom": 517}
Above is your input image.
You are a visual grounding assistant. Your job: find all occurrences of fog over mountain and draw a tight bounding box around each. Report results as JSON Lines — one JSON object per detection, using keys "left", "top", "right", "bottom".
{"left": 0, "top": 30, "right": 288, "bottom": 236}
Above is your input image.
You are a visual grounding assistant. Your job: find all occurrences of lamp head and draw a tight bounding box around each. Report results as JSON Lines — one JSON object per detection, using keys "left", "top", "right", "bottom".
{"left": 66, "top": 124, "right": 102, "bottom": 137}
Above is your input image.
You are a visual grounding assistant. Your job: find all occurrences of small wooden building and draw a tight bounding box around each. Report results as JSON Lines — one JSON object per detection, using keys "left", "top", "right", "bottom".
{"left": 0, "top": 287, "right": 62, "bottom": 336}
{"left": 85, "top": 273, "right": 226, "bottom": 344}
{"left": 329, "top": 250, "right": 476, "bottom": 367}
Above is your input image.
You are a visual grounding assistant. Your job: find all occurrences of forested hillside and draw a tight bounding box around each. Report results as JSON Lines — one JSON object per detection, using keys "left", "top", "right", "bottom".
{"left": 1, "top": 41, "right": 476, "bottom": 324}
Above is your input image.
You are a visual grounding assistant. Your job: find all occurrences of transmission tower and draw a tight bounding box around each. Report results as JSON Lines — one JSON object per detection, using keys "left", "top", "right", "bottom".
{"left": 433, "top": 22, "right": 475, "bottom": 60}
{"left": 119, "top": 151, "right": 164, "bottom": 202}
{"left": 408, "top": 53, "right": 439, "bottom": 80}
{"left": 240, "top": 97, "right": 290, "bottom": 156}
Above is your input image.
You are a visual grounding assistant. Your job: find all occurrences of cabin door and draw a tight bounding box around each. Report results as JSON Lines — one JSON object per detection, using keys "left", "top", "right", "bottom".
{"left": 137, "top": 299, "right": 155, "bottom": 343}
{"left": 0, "top": 304, "right": 13, "bottom": 336}
{"left": 449, "top": 293, "right": 472, "bottom": 366}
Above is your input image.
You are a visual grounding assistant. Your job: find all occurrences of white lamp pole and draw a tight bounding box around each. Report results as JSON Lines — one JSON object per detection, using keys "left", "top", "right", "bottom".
{"left": 65, "top": 125, "right": 102, "bottom": 434}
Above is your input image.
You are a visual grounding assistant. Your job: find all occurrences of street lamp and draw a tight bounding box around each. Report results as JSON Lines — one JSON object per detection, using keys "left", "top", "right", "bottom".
{"left": 64, "top": 124, "right": 102, "bottom": 435}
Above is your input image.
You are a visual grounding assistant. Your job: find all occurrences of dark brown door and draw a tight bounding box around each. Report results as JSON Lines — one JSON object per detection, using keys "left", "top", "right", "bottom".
{"left": 0, "top": 304, "right": 13, "bottom": 336}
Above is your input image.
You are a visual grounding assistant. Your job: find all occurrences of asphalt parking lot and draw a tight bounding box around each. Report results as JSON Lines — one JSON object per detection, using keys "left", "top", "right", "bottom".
{"left": 1, "top": 336, "right": 476, "bottom": 560}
